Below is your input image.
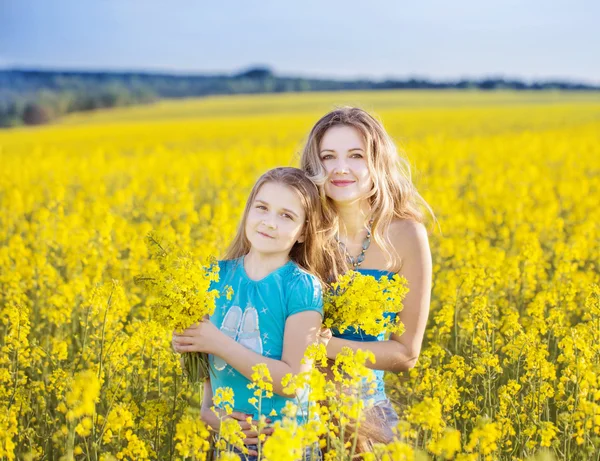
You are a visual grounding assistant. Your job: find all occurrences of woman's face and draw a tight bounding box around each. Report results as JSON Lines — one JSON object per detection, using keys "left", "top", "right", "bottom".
{"left": 318, "top": 125, "right": 373, "bottom": 204}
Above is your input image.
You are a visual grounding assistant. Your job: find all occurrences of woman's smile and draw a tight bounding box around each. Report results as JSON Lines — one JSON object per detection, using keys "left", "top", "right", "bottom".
{"left": 330, "top": 179, "right": 356, "bottom": 187}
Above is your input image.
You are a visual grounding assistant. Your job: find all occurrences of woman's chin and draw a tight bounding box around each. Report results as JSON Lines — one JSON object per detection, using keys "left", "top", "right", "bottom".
{"left": 326, "top": 191, "right": 364, "bottom": 205}
{"left": 325, "top": 183, "right": 372, "bottom": 203}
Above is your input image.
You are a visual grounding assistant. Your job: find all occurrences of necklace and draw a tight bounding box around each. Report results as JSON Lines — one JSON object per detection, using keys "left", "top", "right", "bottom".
{"left": 336, "top": 219, "right": 373, "bottom": 269}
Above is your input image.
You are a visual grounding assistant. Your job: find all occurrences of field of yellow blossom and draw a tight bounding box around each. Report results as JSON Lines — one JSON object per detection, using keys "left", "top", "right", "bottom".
{"left": 1, "top": 90, "right": 600, "bottom": 461}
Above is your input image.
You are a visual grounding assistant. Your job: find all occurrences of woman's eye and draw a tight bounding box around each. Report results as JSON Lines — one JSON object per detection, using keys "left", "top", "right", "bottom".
{"left": 282, "top": 213, "right": 293, "bottom": 220}
{"left": 256, "top": 205, "right": 267, "bottom": 210}
{"left": 321, "top": 155, "right": 334, "bottom": 160}
{"left": 351, "top": 153, "right": 363, "bottom": 158}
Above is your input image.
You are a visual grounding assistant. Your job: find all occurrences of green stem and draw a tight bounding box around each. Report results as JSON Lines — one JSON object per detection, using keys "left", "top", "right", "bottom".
{"left": 66, "top": 420, "right": 75, "bottom": 461}
{"left": 98, "top": 286, "right": 115, "bottom": 381}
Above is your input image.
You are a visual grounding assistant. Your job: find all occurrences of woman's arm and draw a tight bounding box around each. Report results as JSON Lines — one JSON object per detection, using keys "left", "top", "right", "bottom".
{"left": 173, "top": 310, "right": 322, "bottom": 397}
{"left": 326, "top": 220, "right": 432, "bottom": 373}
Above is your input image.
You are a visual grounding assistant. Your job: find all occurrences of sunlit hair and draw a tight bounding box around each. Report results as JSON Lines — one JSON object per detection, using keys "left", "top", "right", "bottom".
{"left": 300, "top": 106, "right": 434, "bottom": 272}
{"left": 223, "top": 167, "right": 344, "bottom": 285}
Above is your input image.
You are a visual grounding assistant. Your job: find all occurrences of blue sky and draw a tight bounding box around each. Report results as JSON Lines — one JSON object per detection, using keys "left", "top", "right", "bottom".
{"left": 1, "top": 0, "right": 598, "bottom": 83}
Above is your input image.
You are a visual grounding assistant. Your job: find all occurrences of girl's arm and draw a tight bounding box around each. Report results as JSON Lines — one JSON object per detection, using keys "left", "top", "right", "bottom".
{"left": 173, "top": 310, "right": 322, "bottom": 397}
{"left": 326, "top": 220, "right": 432, "bottom": 373}
{"left": 200, "top": 379, "right": 220, "bottom": 431}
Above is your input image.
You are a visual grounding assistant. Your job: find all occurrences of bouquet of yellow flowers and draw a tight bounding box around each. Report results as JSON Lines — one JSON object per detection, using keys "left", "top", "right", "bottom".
{"left": 134, "top": 232, "right": 221, "bottom": 382}
{"left": 323, "top": 271, "right": 409, "bottom": 337}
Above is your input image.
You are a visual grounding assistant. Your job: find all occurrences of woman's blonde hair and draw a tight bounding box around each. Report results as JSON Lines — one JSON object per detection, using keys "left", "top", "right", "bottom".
{"left": 300, "top": 106, "right": 434, "bottom": 272}
{"left": 223, "top": 167, "right": 344, "bottom": 285}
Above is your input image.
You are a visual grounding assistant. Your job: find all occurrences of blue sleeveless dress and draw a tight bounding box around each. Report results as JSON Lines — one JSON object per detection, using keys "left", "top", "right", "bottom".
{"left": 332, "top": 267, "right": 398, "bottom": 405}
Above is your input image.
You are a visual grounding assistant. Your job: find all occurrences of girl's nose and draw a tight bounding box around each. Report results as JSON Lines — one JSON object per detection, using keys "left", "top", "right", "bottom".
{"left": 261, "top": 217, "right": 276, "bottom": 229}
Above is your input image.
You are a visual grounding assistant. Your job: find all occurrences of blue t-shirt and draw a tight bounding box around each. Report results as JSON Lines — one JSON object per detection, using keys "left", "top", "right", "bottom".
{"left": 332, "top": 267, "right": 397, "bottom": 402}
{"left": 208, "top": 257, "right": 323, "bottom": 422}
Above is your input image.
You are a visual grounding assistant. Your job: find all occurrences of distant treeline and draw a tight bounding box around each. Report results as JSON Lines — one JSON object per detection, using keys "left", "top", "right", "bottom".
{"left": 1, "top": 67, "right": 598, "bottom": 127}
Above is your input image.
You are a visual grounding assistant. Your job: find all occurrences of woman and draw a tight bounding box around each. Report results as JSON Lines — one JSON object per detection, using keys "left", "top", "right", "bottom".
{"left": 300, "top": 106, "right": 433, "bottom": 450}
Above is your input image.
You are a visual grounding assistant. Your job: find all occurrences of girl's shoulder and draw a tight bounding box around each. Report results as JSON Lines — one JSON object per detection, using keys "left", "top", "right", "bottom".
{"left": 286, "top": 262, "right": 321, "bottom": 288}
{"left": 214, "top": 257, "right": 239, "bottom": 273}
{"left": 285, "top": 263, "right": 322, "bottom": 296}
{"left": 212, "top": 258, "right": 242, "bottom": 286}
{"left": 285, "top": 263, "right": 323, "bottom": 314}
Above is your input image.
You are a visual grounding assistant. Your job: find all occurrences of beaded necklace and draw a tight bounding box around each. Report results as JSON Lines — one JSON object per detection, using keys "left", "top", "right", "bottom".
{"left": 336, "top": 219, "right": 374, "bottom": 269}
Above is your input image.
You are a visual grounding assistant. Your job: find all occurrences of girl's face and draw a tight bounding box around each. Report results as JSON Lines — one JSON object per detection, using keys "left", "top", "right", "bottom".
{"left": 245, "top": 182, "right": 307, "bottom": 256}
{"left": 319, "top": 125, "right": 373, "bottom": 204}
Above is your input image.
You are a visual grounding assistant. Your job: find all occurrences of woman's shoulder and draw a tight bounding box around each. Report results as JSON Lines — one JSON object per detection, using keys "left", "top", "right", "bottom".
{"left": 388, "top": 219, "right": 430, "bottom": 258}
{"left": 389, "top": 218, "right": 428, "bottom": 236}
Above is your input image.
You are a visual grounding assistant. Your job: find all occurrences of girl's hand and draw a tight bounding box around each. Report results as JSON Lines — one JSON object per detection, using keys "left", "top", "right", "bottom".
{"left": 172, "top": 319, "right": 223, "bottom": 355}
{"left": 317, "top": 327, "right": 333, "bottom": 347}
{"left": 201, "top": 406, "right": 273, "bottom": 455}
{"left": 228, "top": 412, "right": 274, "bottom": 455}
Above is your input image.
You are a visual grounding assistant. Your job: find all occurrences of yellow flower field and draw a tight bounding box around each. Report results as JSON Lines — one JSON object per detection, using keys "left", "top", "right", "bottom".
{"left": 1, "top": 90, "right": 599, "bottom": 460}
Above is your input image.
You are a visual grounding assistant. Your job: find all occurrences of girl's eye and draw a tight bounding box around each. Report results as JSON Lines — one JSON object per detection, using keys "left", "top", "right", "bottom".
{"left": 321, "top": 155, "right": 334, "bottom": 160}
{"left": 351, "top": 153, "right": 363, "bottom": 158}
{"left": 282, "top": 213, "right": 293, "bottom": 220}
{"left": 256, "top": 205, "right": 267, "bottom": 210}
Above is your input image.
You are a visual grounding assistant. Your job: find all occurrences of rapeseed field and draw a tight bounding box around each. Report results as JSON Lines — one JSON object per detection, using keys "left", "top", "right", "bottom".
{"left": 1, "top": 90, "right": 599, "bottom": 460}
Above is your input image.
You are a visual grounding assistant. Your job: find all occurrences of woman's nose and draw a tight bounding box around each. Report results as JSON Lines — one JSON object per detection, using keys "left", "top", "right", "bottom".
{"left": 332, "top": 161, "right": 350, "bottom": 175}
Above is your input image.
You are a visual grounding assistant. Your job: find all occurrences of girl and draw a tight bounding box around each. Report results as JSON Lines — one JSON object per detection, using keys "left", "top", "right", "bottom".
{"left": 300, "top": 107, "right": 433, "bottom": 450}
{"left": 172, "top": 167, "right": 343, "bottom": 460}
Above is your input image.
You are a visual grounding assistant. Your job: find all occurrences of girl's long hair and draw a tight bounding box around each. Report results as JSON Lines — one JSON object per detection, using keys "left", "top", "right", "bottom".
{"left": 223, "top": 167, "right": 345, "bottom": 286}
{"left": 300, "top": 106, "right": 434, "bottom": 272}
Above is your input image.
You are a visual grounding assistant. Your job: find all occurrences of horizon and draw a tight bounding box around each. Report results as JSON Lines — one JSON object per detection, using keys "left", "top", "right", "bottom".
{"left": 2, "top": 65, "right": 597, "bottom": 86}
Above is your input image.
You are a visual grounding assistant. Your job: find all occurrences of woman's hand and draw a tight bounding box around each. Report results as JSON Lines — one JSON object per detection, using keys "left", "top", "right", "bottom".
{"left": 317, "top": 327, "right": 333, "bottom": 347}
{"left": 172, "top": 319, "right": 223, "bottom": 355}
